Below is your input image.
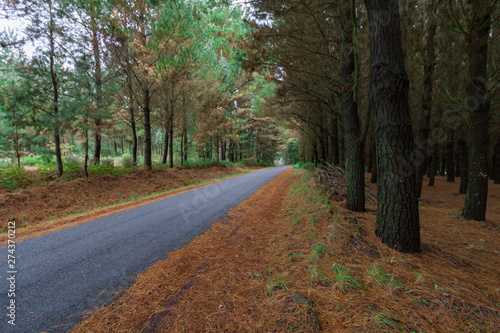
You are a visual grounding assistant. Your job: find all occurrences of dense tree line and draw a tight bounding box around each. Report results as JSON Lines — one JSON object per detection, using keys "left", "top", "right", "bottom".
{"left": 248, "top": 0, "right": 498, "bottom": 252}
{"left": 0, "top": 0, "right": 282, "bottom": 176}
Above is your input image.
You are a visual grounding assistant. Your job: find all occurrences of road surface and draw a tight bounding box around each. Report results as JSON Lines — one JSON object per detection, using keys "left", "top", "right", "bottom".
{"left": 0, "top": 166, "right": 288, "bottom": 332}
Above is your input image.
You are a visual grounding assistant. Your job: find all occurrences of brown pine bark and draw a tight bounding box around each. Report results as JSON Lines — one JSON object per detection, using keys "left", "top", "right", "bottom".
{"left": 462, "top": 1, "right": 492, "bottom": 221}
{"left": 364, "top": 0, "right": 420, "bottom": 253}
{"left": 416, "top": 9, "right": 437, "bottom": 197}
{"left": 458, "top": 139, "right": 468, "bottom": 194}
{"left": 339, "top": 0, "right": 365, "bottom": 212}
{"left": 494, "top": 139, "right": 500, "bottom": 184}
{"left": 49, "top": 0, "right": 63, "bottom": 177}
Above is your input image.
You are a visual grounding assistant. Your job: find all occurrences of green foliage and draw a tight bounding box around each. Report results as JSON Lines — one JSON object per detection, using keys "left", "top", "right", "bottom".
{"left": 367, "top": 265, "right": 404, "bottom": 289}
{"left": 121, "top": 155, "right": 135, "bottom": 168}
{"left": 332, "top": 259, "right": 363, "bottom": 291}
{"left": 309, "top": 242, "right": 329, "bottom": 263}
{"left": 0, "top": 167, "right": 26, "bottom": 190}
{"left": 267, "top": 273, "right": 288, "bottom": 295}
{"left": 100, "top": 157, "right": 115, "bottom": 167}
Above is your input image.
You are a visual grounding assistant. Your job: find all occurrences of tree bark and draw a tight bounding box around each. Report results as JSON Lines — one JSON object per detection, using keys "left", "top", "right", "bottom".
{"left": 330, "top": 112, "right": 339, "bottom": 165}
{"left": 370, "top": 141, "right": 377, "bottom": 183}
{"left": 338, "top": 117, "right": 345, "bottom": 168}
{"left": 462, "top": 2, "right": 492, "bottom": 221}
{"left": 365, "top": 0, "right": 420, "bottom": 253}
{"left": 416, "top": 10, "right": 437, "bottom": 197}
{"left": 446, "top": 137, "right": 455, "bottom": 182}
{"left": 428, "top": 144, "right": 437, "bottom": 186}
{"left": 339, "top": 0, "right": 365, "bottom": 212}
{"left": 49, "top": 0, "right": 63, "bottom": 177}
{"left": 91, "top": 9, "right": 103, "bottom": 165}
{"left": 494, "top": 139, "right": 500, "bottom": 184}
{"left": 169, "top": 80, "right": 175, "bottom": 168}
{"left": 139, "top": 1, "right": 152, "bottom": 169}
{"left": 458, "top": 139, "right": 468, "bottom": 194}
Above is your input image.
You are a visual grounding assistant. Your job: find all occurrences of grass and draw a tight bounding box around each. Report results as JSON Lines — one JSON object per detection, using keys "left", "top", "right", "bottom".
{"left": 332, "top": 259, "right": 364, "bottom": 291}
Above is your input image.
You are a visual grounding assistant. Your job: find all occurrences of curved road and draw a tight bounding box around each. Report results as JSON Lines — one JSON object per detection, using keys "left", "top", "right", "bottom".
{"left": 1, "top": 166, "right": 288, "bottom": 332}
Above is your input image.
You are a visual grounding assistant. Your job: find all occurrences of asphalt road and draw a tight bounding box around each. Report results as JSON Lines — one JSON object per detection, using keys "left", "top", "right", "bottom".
{"left": 0, "top": 166, "right": 288, "bottom": 332}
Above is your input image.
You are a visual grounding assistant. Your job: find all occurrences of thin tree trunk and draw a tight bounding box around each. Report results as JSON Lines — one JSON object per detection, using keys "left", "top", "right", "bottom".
{"left": 370, "top": 141, "right": 377, "bottom": 183}
{"left": 416, "top": 10, "right": 437, "bottom": 197}
{"left": 462, "top": 1, "right": 492, "bottom": 221}
{"left": 338, "top": 117, "right": 345, "bottom": 168}
{"left": 365, "top": 0, "right": 420, "bottom": 253}
{"left": 169, "top": 80, "right": 175, "bottom": 168}
{"left": 84, "top": 120, "right": 89, "bottom": 178}
{"left": 446, "top": 137, "right": 455, "bottom": 182}
{"left": 90, "top": 5, "right": 103, "bottom": 165}
{"left": 458, "top": 139, "right": 468, "bottom": 194}
{"left": 330, "top": 112, "right": 339, "bottom": 165}
{"left": 428, "top": 144, "right": 437, "bottom": 186}
{"left": 49, "top": 0, "right": 63, "bottom": 177}
{"left": 339, "top": 0, "right": 365, "bottom": 212}
{"left": 139, "top": 1, "right": 152, "bottom": 169}
{"left": 494, "top": 139, "right": 500, "bottom": 184}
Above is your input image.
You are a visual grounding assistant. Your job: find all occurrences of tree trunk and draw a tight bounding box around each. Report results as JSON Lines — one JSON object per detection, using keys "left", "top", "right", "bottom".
{"left": 462, "top": 2, "right": 492, "bottom": 221}
{"left": 330, "top": 112, "right": 339, "bottom": 165}
{"left": 49, "top": 0, "right": 63, "bottom": 177}
{"left": 458, "top": 139, "right": 468, "bottom": 194}
{"left": 338, "top": 117, "right": 345, "bottom": 168}
{"left": 365, "top": 0, "right": 420, "bottom": 253}
{"left": 416, "top": 10, "right": 437, "bottom": 197}
{"left": 169, "top": 81, "right": 175, "bottom": 168}
{"left": 162, "top": 127, "right": 169, "bottom": 164}
{"left": 370, "top": 142, "right": 377, "bottom": 184}
{"left": 446, "top": 138, "right": 455, "bottom": 182}
{"left": 90, "top": 2, "right": 103, "bottom": 165}
{"left": 439, "top": 151, "right": 446, "bottom": 176}
{"left": 84, "top": 120, "right": 89, "bottom": 178}
{"left": 139, "top": 1, "right": 152, "bottom": 169}
{"left": 428, "top": 144, "right": 437, "bottom": 186}
{"left": 339, "top": 0, "right": 365, "bottom": 212}
{"left": 494, "top": 139, "right": 500, "bottom": 184}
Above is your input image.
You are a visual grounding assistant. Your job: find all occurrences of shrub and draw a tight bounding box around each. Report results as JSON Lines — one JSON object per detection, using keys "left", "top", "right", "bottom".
{"left": 0, "top": 167, "right": 26, "bottom": 190}
{"left": 121, "top": 154, "right": 135, "bottom": 168}
{"left": 100, "top": 157, "right": 115, "bottom": 167}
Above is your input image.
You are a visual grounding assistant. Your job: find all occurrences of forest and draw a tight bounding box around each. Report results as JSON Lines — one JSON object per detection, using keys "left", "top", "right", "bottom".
{"left": 2, "top": 0, "right": 498, "bottom": 249}
{"left": 1, "top": 0, "right": 499, "bottom": 332}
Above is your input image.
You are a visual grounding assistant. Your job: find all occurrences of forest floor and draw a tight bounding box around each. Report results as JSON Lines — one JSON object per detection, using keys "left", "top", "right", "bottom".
{"left": 72, "top": 169, "right": 500, "bottom": 332}
{"left": 0, "top": 164, "right": 263, "bottom": 243}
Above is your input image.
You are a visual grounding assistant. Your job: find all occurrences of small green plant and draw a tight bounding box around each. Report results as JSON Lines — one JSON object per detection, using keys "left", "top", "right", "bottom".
{"left": 309, "top": 242, "right": 329, "bottom": 263}
{"left": 267, "top": 273, "right": 288, "bottom": 295}
{"left": 333, "top": 259, "right": 363, "bottom": 291}
{"left": 289, "top": 252, "right": 302, "bottom": 262}
{"left": 374, "top": 310, "right": 402, "bottom": 332}
{"left": 310, "top": 213, "right": 319, "bottom": 225}
{"left": 291, "top": 214, "right": 300, "bottom": 224}
{"left": 331, "top": 212, "right": 341, "bottom": 225}
{"left": 310, "top": 266, "right": 331, "bottom": 287}
{"left": 368, "top": 265, "right": 404, "bottom": 289}
{"left": 248, "top": 272, "right": 263, "bottom": 279}
{"left": 447, "top": 210, "right": 461, "bottom": 218}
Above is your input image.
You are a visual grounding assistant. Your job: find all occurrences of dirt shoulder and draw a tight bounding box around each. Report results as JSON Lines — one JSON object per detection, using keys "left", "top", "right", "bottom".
{"left": 72, "top": 170, "right": 499, "bottom": 332}
{"left": 0, "top": 165, "right": 263, "bottom": 244}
